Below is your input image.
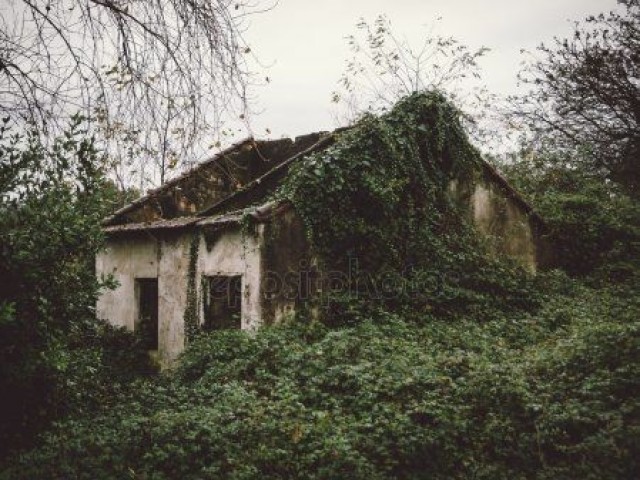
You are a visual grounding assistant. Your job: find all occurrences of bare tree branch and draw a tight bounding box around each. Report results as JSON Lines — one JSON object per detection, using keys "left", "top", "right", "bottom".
{"left": 511, "top": 0, "right": 640, "bottom": 196}
{"left": 0, "top": 0, "right": 270, "bottom": 188}
{"left": 332, "top": 14, "right": 493, "bottom": 144}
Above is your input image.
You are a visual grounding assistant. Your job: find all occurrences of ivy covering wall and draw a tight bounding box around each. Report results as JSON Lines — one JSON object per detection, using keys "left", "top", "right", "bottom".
{"left": 278, "top": 92, "right": 539, "bottom": 323}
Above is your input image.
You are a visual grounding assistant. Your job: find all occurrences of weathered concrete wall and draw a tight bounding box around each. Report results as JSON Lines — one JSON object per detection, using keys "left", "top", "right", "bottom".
{"left": 96, "top": 237, "right": 159, "bottom": 330}
{"left": 198, "top": 224, "right": 264, "bottom": 331}
{"left": 449, "top": 172, "right": 539, "bottom": 271}
{"left": 95, "top": 234, "right": 189, "bottom": 367}
{"left": 470, "top": 182, "right": 537, "bottom": 271}
{"left": 261, "top": 209, "right": 310, "bottom": 325}
{"left": 96, "top": 225, "right": 264, "bottom": 366}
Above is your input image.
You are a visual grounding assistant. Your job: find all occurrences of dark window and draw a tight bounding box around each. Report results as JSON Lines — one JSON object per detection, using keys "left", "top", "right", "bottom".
{"left": 136, "top": 278, "right": 159, "bottom": 350}
{"left": 203, "top": 275, "right": 242, "bottom": 330}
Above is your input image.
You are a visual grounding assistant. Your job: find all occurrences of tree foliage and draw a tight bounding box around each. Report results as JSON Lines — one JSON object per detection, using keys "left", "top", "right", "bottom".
{"left": 514, "top": 0, "right": 640, "bottom": 197}
{"left": 0, "top": 115, "right": 105, "bottom": 328}
{"left": 0, "top": 118, "right": 152, "bottom": 454}
{"left": 502, "top": 151, "right": 640, "bottom": 281}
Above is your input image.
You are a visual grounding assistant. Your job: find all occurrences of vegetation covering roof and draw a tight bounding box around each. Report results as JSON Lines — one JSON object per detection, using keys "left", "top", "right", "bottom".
{"left": 103, "top": 94, "right": 542, "bottom": 236}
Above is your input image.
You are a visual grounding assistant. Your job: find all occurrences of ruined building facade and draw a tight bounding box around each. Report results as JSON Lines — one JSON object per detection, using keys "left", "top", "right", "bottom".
{"left": 97, "top": 131, "right": 549, "bottom": 367}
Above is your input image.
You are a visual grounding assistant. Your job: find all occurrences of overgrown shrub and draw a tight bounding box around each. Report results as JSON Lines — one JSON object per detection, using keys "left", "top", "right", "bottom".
{"left": 503, "top": 157, "right": 640, "bottom": 281}
{"left": 0, "top": 118, "right": 152, "bottom": 455}
{"left": 3, "top": 282, "right": 639, "bottom": 479}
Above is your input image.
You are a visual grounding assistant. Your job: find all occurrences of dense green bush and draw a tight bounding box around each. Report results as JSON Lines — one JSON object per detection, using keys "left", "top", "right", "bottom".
{"left": 0, "top": 118, "right": 153, "bottom": 455}
{"left": 2, "top": 279, "right": 638, "bottom": 479}
{"left": 503, "top": 155, "right": 640, "bottom": 281}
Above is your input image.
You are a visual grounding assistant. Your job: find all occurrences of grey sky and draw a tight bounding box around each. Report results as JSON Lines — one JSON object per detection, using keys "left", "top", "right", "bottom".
{"left": 242, "top": 0, "right": 619, "bottom": 139}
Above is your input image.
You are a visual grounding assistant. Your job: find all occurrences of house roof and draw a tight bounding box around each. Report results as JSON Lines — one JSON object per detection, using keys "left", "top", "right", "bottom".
{"left": 196, "top": 132, "right": 337, "bottom": 217}
{"left": 102, "top": 132, "right": 332, "bottom": 228}
{"left": 102, "top": 138, "right": 254, "bottom": 226}
{"left": 103, "top": 201, "right": 294, "bottom": 235}
{"left": 103, "top": 215, "right": 200, "bottom": 234}
{"left": 103, "top": 126, "right": 544, "bottom": 236}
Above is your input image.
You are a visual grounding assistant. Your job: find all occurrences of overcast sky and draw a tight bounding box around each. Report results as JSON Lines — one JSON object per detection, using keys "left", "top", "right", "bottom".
{"left": 241, "top": 0, "right": 619, "bottom": 139}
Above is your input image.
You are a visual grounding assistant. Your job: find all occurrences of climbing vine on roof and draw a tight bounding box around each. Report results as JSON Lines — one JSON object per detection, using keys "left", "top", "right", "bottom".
{"left": 278, "top": 92, "right": 542, "bottom": 323}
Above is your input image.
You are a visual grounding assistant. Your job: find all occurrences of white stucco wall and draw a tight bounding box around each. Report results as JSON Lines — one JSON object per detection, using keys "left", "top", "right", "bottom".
{"left": 96, "top": 225, "right": 264, "bottom": 367}
{"left": 197, "top": 225, "right": 264, "bottom": 332}
{"left": 96, "top": 237, "right": 159, "bottom": 330}
{"left": 157, "top": 234, "right": 190, "bottom": 366}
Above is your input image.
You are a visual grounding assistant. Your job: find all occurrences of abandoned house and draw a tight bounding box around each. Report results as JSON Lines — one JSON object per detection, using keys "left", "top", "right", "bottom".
{"left": 96, "top": 115, "right": 549, "bottom": 367}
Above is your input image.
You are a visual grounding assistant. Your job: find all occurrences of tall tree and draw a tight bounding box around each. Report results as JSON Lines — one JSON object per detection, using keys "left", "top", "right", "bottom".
{"left": 332, "top": 15, "right": 491, "bottom": 137}
{"left": 513, "top": 0, "right": 640, "bottom": 197}
{"left": 0, "top": 0, "right": 264, "bottom": 188}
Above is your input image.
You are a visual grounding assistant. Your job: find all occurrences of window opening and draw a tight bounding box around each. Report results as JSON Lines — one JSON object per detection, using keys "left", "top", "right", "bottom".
{"left": 203, "top": 275, "right": 242, "bottom": 330}
{"left": 136, "top": 278, "right": 159, "bottom": 350}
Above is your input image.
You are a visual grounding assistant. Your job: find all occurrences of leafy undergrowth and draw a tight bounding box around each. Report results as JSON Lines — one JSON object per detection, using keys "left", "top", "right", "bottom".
{"left": 2, "top": 275, "right": 639, "bottom": 479}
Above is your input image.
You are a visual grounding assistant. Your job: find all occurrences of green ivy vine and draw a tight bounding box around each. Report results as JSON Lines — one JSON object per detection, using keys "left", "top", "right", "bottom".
{"left": 184, "top": 234, "right": 200, "bottom": 342}
{"left": 277, "top": 91, "right": 541, "bottom": 323}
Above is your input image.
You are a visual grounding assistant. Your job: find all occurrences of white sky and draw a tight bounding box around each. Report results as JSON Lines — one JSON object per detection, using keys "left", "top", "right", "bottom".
{"left": 241, "top": 0, "right": 619, "bottom": 139}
